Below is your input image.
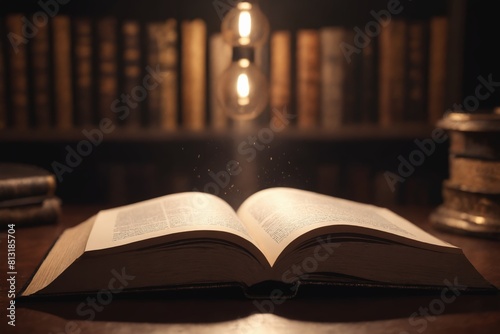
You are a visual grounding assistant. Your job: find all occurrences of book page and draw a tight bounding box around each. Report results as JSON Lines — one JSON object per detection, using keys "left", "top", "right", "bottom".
{"left": 86, "top": 192, "right": 254, "bottom": 251}
{"left": 237, "top": 188, "right": 456, "bottom": 266}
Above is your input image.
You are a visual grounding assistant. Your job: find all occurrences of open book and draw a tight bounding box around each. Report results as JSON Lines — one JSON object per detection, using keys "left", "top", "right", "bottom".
{"left": 21, "top": 188, "right": 495, "bottom": 298}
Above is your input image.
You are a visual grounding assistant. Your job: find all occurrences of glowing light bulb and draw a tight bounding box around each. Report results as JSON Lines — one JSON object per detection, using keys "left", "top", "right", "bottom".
{"left": 238, "top": 11, "right": 251, "bottom": 45}
{"left": 222, "top": 2, "right": 269, "bottom": 47}
{"left": 216, "top": 59, "right": 268, "bottom": 120}
{"left": 237, "top": 73, "right": 250, "bottom": 106}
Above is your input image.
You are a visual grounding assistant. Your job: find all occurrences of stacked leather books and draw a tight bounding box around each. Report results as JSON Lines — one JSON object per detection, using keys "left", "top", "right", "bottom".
{"left": 0, "top": 164, "right": 61, "bottom": 226}
{"left": 431, "top": 111, "right": 500, "bottom": 237}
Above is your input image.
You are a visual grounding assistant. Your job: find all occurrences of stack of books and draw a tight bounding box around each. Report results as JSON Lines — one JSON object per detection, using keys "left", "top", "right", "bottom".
{"left": 0, "top": 164, "right": 61, "bottom": 226}
{"left": 431, "top": 112, "right": 500, "bottom": 236}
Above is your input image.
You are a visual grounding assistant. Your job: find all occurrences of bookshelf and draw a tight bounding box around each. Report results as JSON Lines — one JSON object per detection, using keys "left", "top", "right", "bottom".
{"left": 2, "top": 0, "right": 489, "bottom": 208}
{"left": 0, "top": 124, "right": 435, "bottom": 143}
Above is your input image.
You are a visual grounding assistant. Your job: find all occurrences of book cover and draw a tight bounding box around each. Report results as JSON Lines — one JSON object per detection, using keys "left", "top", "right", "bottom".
{"left": 97, "top": 17, "right": 118, "bottom": 123}
{"left": 73, "top": 17, "right": 93, "bottom": 127}
{"left": 270, "top": 30, "right": 292, "bottom": 126}
{"left": 181, "top": 19, "right": 206, "bottom": 130}
{"left": 0, "top": 197, "right": 61, "bottom": 226}
{"left": 122, "top": 20, "right": 143, "bottom": 127}
{"left": 297, "top": 29, "right": 320, "bottom": 129}
{"left": 406, "top": 20, "right": 428, "bottom": 123}
{"left": 52, "top": 15, "right": 74, "bottom": 129}
{"left": 6, "top": 14, "right": 30, "bottom": 129}
{"left": 31, "top": 20, "right": 51, "bottom": 128}
{"left": 379, "top": 19, "right": 407, "bottom": 126}
{"left": 0, "top": 163, "right": 56, "bottom": 201}
{"left": 320, "top": 27, "right": 346, "bottom": 128}
{"left": 428, "top": 16, "right": 448, "bottom": 124}
{"left": 209, "top": 33, "right": 231, "bottom": 129}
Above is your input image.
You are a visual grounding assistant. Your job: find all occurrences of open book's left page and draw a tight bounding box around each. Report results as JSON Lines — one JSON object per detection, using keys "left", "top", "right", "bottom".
{"left": 86, "top": 192, "right": 255, "bottom": 251}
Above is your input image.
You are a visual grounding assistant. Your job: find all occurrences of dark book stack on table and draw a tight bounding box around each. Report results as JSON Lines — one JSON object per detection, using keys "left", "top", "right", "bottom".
{"left": 0, "top": 163, "right": 61, "bottom": 226}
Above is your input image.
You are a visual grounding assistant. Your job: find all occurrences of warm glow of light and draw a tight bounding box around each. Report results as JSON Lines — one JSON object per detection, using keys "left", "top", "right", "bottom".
{"left": 238, "top": 59, "right": 250, "bottom": 68}
{"left": 239, "top": 11, "right": 251, "bottom": 38}
{"left": 237, "top": 73, "right": 250, "bottom": 105}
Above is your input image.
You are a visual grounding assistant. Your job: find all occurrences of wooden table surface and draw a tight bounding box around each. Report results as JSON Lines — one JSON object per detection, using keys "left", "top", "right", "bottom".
{"left": 1, "top": 205, "right": 500, "bottom": 334}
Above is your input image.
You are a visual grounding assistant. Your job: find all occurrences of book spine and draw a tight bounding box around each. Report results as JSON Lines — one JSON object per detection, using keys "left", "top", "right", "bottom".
{"left": 0, "top": 175, "right": 56, "bottom": 201}
{"left": 270, "top": 30, "right": 291, "bottom": 125}
{"left": 442, "top": 183, "right": 500, "bottom": 218}
{"left": 209, "top": 33, "right": 231, "bottom": 129}
{"left": 360, "top": 37, "right": 378, "bottom": 124}
{"left": 159, "top": 19, "right": 178, "bottom": 130}
{"left": 342, "top": 30, "right": 362, "bottom": 124}
{"left": 448, "top": 157, "right": 500, "bottom": 193}
{"left": 52, "top": 16, "right": 73, "bottom": 129}
{"left": 6, "top": 14, "right": 30, "bottom": 129}
{"left": 255, "top": 38, "right": 270, "bottom": 125}
{"left": 97, "top": 17, "right": 118, "bottom": 123}
{"left": 379, "top": 19, "right": 407, "bottom": 126}
{"left": 146, "top": 23, "right": 161, "bottom": 127}
{"left": 296, "top": 29, "right": 320, "bottom": 129}
{"left": 428, "top": 16, "right": 448, "bottom": 124}
{"left": 181, "top": 19, "right": 206, "bottom": 130}
{"left": 31, "top": 21, "right": 51, "bottom": 129}
{"left": 406, "top": 21, "right": 428, "bottom": 123}
{"left": 122, "top": 20, "right": 142, "bottom": 127}
{"left": 320, "top": 27, "right": 345, "bottom": 128}
{"left": 0, "top": 197, "right": 61, "bottom": 225}
{"left": 74, "top": 18, "right": 93, "bottom": 127}
{"left": 0, "top": 22, "right": 6, "bottom": 130}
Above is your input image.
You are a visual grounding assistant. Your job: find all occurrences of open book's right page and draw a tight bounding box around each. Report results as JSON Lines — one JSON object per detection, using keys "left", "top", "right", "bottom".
{"left": 237, "top": 188, "right": 457, "bottom": 266}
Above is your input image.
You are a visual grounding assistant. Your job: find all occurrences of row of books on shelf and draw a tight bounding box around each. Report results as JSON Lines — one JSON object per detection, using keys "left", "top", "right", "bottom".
{"left": 0, "top": 14, "right": 448, "bottom": 132}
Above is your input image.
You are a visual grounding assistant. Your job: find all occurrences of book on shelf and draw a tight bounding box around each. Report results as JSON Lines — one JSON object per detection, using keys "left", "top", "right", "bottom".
{"left": 254, "top": 37, "right": 270, "bottom": 125}
{"left": 158, "top": 19, "right": 178, "bottom": 130}
{"left": 146, "top": 22, "right": 162, "bottom": 128}
{"left": 428, "top": 16, "right": 448, "bottom": 125}
{"left": 73, "top": 17, "right": 94, "bottom": 127}
{"left": 31, "top": 19, "right": 51, "bottom": 128}
{"left": 209, "top": 33, "right": 231, "bottom": 129}
{"left": 296, "top": 30, "right": 320, "bottom": 129}
{"left": 147, "top": 20, "right": 179, "bottom": 130}
{"left": 319, "top": 27, "right": 345, "bottom": 128}
{"left": 97, "top": 17, "right": 118, "bottom": 123}
{"left": 6, "top": 14, "right": 30, "bottom": 129}
{"left": 19, "top": 187, "right": 495, "bottom": 299}
{"left": 406, "top": 20, "right": 428, "bottom": 123}
{"left": 181, "top": 19, "right": 206, "bottom": 130}
{"left": 342, "top": 29, "right": 362, "bottom": 124}
{"left": 359, "top": 35, "right": 378, "bottom": 124}
{"left": 52, "top": 15, "right": 74, "bottom": 129}
{"left": 379, "top": 19, "right": 407, "bottom": 126}
{"left": 270, "top": 30, "right": 292, "bottom": 126}
{"left": 121, "top": 20, "right": 143, "bottom": 127}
